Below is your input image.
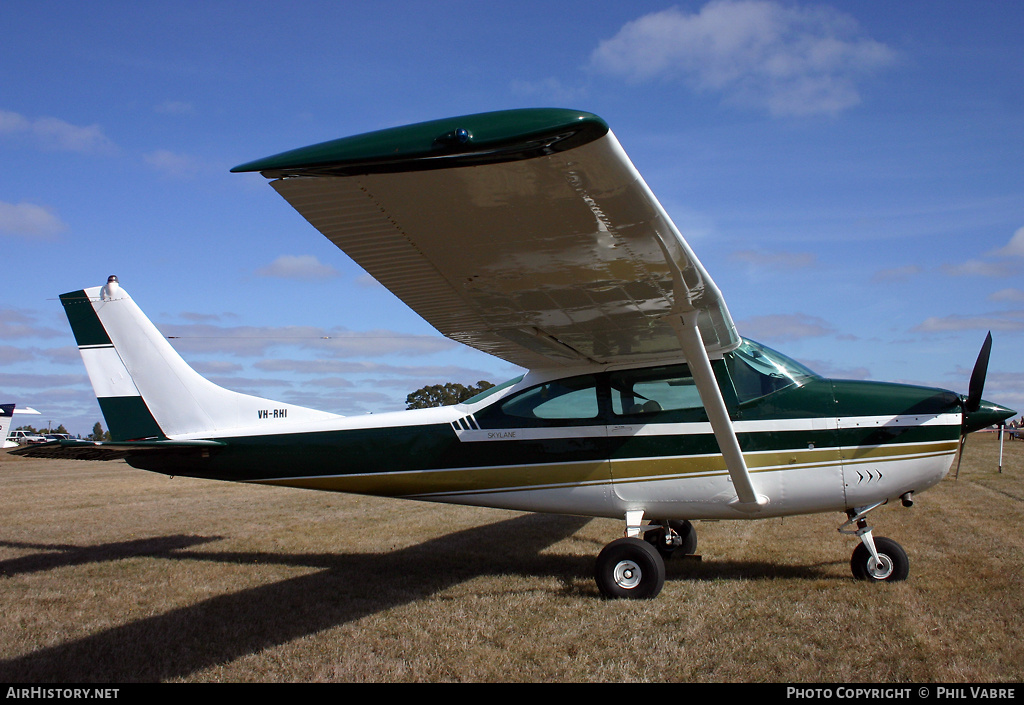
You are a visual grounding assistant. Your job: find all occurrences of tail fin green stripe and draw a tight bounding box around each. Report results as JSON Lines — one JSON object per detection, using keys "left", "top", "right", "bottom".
{"left": 61, "top": 289, "right": 166, "bottom": 441}
{"left": 98, "top": 397, "right": 165, "bottom": 441}
{"left": 60, "top": 290, "right": 111, "bottom": 347}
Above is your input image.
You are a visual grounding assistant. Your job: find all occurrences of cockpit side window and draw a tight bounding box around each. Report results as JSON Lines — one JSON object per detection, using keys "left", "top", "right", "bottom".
{"left": 610, "top": 364, "right": 704, "bottom": 418}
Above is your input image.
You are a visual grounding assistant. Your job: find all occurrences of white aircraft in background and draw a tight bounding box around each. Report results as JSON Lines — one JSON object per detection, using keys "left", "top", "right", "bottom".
{"left": 1, "top": 404, "right": 15, "bottom": 449}
{"left": 2, "top": 404, "right": 44, "bottom": 448}
{"left": 17, "top": 109, "right": 1014, "bottom": 598}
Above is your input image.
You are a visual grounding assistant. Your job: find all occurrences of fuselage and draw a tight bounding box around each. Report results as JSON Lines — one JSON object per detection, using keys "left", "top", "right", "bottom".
{"left": 124, "top": 339, "right": 994, "bottom": 522}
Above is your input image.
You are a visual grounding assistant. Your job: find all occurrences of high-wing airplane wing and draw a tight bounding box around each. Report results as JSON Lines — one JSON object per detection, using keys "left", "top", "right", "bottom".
{"left": 232, "top": 108, "right": 739, "bottom": 370}
{"left": 235, "top": 109, "right": 763, "bottom": 506}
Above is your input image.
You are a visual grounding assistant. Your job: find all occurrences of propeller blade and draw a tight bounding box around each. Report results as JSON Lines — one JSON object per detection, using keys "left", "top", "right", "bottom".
{"left": 957, "top": 332, "right": 997, "bottom": 479}
{"left": 965, "top": 332, "right": 993, "bottom": 413}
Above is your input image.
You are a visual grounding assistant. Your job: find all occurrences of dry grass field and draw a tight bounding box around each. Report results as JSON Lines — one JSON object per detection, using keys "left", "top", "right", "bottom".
{"left": 1, "top": 432, "right": 1021, "bottom": 683}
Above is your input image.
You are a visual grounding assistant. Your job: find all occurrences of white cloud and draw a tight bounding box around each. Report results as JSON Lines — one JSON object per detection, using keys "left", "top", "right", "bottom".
{"left": 254, "top": 358, "right": 489, "bottom": 379}
{"left": 354, "top": 273, "right": 384, "bottom": 289}
{"left": 730, "top": 248, "right": 816, "bottom": 270}
{"left": 942, "top": 259, "right": 1019, "bottom": 278}
{"left": 872, "top": 265, "right": 921, "bottom": 283}
{"left": 255, "top": 255, "right": 339, "bottom": 281}
{"left": 915, "top": 311, "right": 1024, "bottom": 333}
{"left": 590, "top": 1, "right": 896, "bottom": 116}
{"left": 992, "top": 226, "right": 1024, "bottom": 257}
{"left": 191, "top": 360, "right": 244, "bottom": 375}
{"left": 990, "top": 288, "right": 1024, "bottom": 303}
{"left": 735, "top": 312, "right": 835, "bottom": 341}
{"left": 510, "top": 77, "right": 588, "bottom": 104}
{"left": 0, "top": 109, "right": 116, "bottom": 153}
{"left": 154, "top": 100, "right": 196, "bottom": 115}
{"left": 0, "top": 200, "right": 67, "bottom": 239}
{"left": 161, "top": 320, "right": 455, "bottom": 359}
{"left": 799, "top": 359, "right": 871, "bottom": 380}
{"left": 0, "top": 372, "right": 87, "bottom": 389}
{"left": 143, "top": 149, "right": 205, "bottom": 178}
{"left": 0, "top": 110, "right": 29, "bottom": 132}
{"left": 0, "top": 309, "right": 66, "bottom": 339}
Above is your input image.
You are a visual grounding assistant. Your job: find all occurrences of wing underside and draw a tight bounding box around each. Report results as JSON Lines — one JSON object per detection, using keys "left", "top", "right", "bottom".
{"left": 235, "top": 109, "right": 738, "bottom": 370}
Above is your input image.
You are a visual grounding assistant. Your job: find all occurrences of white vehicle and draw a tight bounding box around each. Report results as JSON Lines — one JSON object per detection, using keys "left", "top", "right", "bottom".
{"left": 8, "top": 429, "right": 47, "bottom": 445}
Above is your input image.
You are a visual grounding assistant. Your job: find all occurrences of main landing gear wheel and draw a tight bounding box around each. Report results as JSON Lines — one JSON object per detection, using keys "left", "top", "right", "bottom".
{"left": 595, "top": 537, "right": 666, "bottom": 599}
{"left": 644, "top": 519, "right": 697, "bottom": 559}
{"left": 850, "top": 536, "right": 909, "bottom": 582}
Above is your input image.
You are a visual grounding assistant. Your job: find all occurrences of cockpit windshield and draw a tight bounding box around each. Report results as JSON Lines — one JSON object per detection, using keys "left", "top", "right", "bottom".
{"left": 725, "top": 339, "right": 820, "bottom": 404}
{"left": 460, "top": 375, "right": 524, "bottom": 406}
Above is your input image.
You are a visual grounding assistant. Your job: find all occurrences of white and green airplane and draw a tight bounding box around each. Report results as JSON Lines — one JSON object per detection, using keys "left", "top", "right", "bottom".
{"left": 16, "top": 109, "right": 1015, "bottom": 598}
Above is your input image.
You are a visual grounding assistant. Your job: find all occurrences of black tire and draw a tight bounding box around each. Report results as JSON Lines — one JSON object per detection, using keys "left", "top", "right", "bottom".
{"left": 850, "top": 536, "right": 909, "bottom": 582}
{"left": 644, "top": 519, "right": 697, "bottom": 558}
{"left": 595, "top": 537, "right": 666, "bottom": 599}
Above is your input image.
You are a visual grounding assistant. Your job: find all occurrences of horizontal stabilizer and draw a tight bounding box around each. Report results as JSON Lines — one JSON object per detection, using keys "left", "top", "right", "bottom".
{"left": 10, "top": 438, "right": 226, "bottom": 462}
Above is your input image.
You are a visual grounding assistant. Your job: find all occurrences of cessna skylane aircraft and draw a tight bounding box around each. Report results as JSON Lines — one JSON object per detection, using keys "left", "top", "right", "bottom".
{"left": 16, "top": 109, "right": 1015, "bottom": 598}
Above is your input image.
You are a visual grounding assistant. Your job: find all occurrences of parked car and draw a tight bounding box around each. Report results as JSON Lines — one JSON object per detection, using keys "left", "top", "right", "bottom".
{"left": 8, "top": 430, "right": 47, "bottom": 444}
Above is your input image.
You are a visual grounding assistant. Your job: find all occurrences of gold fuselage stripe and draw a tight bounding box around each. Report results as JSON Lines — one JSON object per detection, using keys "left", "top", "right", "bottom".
{"left": 251, "top": 439, "right": 959, "bottom": 498}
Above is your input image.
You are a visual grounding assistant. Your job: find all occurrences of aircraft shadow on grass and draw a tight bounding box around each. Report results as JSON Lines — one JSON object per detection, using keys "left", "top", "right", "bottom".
{"left": 0, "top": 512, "right": 841, "bottom": 682}
{"left": 0, "top": 535, "right": 222, "bottom": 578}
{"left": 1, "top": 513, "right": 588, "bottom": 682}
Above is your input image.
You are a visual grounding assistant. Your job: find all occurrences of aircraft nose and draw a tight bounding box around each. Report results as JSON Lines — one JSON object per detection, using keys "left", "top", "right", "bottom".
{"left": 962, "top": 399, "right": 1016, "bottom": 434}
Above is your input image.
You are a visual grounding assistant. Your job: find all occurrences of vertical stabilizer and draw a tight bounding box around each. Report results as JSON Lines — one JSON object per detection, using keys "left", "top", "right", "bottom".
{"left": 61, "top": 277, "right": 341, "bottom": 440}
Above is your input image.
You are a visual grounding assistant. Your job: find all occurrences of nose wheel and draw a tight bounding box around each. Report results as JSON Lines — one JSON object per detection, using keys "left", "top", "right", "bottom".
{"left": 850, "top": 536, "right": 909, "bottom": 581}
{"left": 841, "top": 504, "right": 910, "bottom": 582}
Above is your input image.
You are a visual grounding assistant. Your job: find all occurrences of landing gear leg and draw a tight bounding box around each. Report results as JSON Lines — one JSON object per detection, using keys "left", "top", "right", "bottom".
{"left": 594, "top": 511, "right": 666, "bottom": 599}
{"left": 643, "top": 519, "right": 697, "bottom": 559}
{"left": 840, "top": 504, "right": 909, "bottom": 582}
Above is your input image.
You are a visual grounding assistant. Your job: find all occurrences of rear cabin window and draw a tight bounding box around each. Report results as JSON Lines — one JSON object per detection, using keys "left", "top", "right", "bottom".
{"left": 499, "top": 375, "right": 600, "bottom": 422}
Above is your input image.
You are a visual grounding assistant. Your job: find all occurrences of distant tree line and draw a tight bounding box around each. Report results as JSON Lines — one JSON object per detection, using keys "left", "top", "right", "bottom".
{"left": 406, "top": 381, "right": 494, "bottom": 410}
{"left": 13, "top": 424, "right": 70, "bottom": 435}
{"left": 11, "top": 422, "right": 109, "bottom": 440}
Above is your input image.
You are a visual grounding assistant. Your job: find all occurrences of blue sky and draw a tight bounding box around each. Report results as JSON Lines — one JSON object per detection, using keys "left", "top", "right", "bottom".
{"left": 1, "top": 0, "right": 1021, "bottom": 436}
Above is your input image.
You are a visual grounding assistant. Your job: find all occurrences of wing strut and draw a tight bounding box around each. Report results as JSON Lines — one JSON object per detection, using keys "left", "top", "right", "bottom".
{"left": 670, "top": 310, "right": 767, "bottom": 510}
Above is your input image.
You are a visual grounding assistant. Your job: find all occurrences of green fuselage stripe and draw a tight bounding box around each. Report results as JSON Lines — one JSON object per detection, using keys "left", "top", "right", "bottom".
{"left": 124, "top": 418, "right": 960, "bottom": 498}
{"left": 120, "top": 376, "right": 964, "bottom": 498}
